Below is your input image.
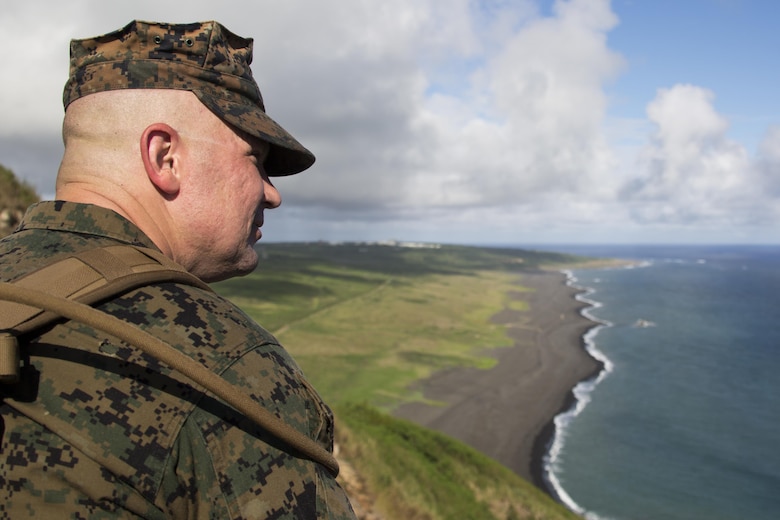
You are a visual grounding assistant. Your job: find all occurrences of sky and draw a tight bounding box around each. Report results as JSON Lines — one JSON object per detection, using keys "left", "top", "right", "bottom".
{"left": 1, "top": 0, "right": 778, "bottom": 246}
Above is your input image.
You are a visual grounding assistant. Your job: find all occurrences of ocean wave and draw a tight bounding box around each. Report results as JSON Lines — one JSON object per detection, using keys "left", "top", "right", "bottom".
{"left": 623, "top": 259, "right": 652, "bottom": 269}
{"left": 544, "top": 270, "right": 620, "bottom": 518}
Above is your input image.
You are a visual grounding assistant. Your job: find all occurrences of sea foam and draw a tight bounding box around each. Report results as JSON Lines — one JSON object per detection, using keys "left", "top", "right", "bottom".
{"left": 542, "top": 268, "right": 639, "bottom": 519}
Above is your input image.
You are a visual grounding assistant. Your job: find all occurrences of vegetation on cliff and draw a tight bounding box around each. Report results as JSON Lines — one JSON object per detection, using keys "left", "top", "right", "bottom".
{"left": 0, "top": 163, "right": 39, "bottom": 236}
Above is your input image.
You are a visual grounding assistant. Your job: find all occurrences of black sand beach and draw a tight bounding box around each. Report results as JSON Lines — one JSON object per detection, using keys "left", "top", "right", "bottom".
{"left": 394, "top": 270, "right": 601, "bottom": 491}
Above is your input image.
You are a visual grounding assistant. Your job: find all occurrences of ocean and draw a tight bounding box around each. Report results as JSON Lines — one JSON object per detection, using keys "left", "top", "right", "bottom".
{"left": 532, "top": 245, "right": 780, "bottom": 520}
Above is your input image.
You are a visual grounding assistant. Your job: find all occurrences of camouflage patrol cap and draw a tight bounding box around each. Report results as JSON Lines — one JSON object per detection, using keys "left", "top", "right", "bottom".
{"left": 63, "top": 20, "right": 314, "bottom": 176}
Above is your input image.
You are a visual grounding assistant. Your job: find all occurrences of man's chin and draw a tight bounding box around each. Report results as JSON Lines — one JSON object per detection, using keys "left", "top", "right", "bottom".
{"left": 199, "top": 253, "right": 259, "bottom": 283}
{"left": 234, "top": 251, "right": 260, "bottom": 277}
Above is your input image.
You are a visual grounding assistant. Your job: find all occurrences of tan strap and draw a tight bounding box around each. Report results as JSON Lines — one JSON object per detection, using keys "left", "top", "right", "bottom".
{"left": 0, "top": 245, "right": 212, "bottom": 332}
{"left": 0, "top": 333, "right": 19, "bottom": 383}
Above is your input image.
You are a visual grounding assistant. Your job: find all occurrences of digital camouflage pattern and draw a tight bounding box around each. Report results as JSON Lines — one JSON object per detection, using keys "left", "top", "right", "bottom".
{"left": 64, "top": 20, "right": 315, "bottom": 177}
{"left": 0, "top": 201, "right": 356, "bottom": 519}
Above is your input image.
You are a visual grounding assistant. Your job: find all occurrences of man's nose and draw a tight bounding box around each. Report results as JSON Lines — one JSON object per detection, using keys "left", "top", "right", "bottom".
{"left": 263, "top": 175, "right": 282, "bottom": 208}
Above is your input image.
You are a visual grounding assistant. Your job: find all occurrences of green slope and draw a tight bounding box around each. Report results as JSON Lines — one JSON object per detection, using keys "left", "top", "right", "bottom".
{"left": 214, "top": 242, "right": 585, "bottom": 519}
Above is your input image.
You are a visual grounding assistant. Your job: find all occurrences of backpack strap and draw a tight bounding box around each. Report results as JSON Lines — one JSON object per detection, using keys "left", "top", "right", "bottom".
{"left": 0, "top": 245, "right": 211, "bottom": 383}
{"left": 0, "top": 244, "right": 339, "bottom": 477}
{"left": 0, "top": 245, "right": 212, "bottom": 337}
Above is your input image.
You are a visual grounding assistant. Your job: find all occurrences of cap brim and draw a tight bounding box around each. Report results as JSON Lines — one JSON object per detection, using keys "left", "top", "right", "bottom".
{"left": 194, "top": 92, "right": 315, "bottom": 176}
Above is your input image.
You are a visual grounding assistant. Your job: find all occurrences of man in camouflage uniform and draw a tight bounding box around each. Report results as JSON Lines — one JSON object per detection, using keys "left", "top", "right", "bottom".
{"left": 0, "top": 20, "right": 356, "bottom": 519}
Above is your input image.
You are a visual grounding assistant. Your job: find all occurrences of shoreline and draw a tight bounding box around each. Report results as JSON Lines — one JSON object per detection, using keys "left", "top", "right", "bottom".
{"left": 393, "top": 269, "right": 602, "bottom": 498}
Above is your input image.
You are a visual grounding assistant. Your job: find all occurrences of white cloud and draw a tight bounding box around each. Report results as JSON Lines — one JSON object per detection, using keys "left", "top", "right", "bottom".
{"left": 0, "top": 0, "right": 778, "bottom": 243}
{"left": 389, "top": 0, "right": 625, "bottom": 211}
{"left": 0, "top": 5, "right": 76, "bottom": 133}
{"left": 621, "top": 84, "right": 767, "bottom": 227}
{"left": 756, "top": 126, "right": 780, "bottom": 197}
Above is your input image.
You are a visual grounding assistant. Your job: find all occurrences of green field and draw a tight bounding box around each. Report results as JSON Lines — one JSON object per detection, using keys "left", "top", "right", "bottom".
{"left": 214, "top": 242, "right": 585, "bottom": 519}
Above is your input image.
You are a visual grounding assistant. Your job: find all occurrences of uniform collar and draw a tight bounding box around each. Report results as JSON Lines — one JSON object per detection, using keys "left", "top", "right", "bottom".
{"left": 18, "top": 201, "right": 159, "bottom": 250}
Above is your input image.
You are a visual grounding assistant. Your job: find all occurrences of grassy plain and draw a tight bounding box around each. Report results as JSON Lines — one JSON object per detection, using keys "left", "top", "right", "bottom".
{"left": 214, "top": 242, "right": 586, "bottom": 519}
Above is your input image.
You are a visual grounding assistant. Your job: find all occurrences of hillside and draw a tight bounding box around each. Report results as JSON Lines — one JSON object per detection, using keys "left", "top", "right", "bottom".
{"left": 214, "top": 242, "right": 591, "bottom": 519}
{"left": 0, "top": 163, "right": 39, "bottom": 236}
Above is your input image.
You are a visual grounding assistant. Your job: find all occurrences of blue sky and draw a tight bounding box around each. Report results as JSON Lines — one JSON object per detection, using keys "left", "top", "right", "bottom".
{"left": 606, "top": 0, "right": 779, "bottom": 152}
{"left": 1, "top": 0, "right": 778, "bottom": 245}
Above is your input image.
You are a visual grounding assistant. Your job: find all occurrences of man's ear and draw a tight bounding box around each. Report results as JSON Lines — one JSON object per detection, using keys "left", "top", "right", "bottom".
{"left": 140, "top": 123, "right": 181, "bottom": 196}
